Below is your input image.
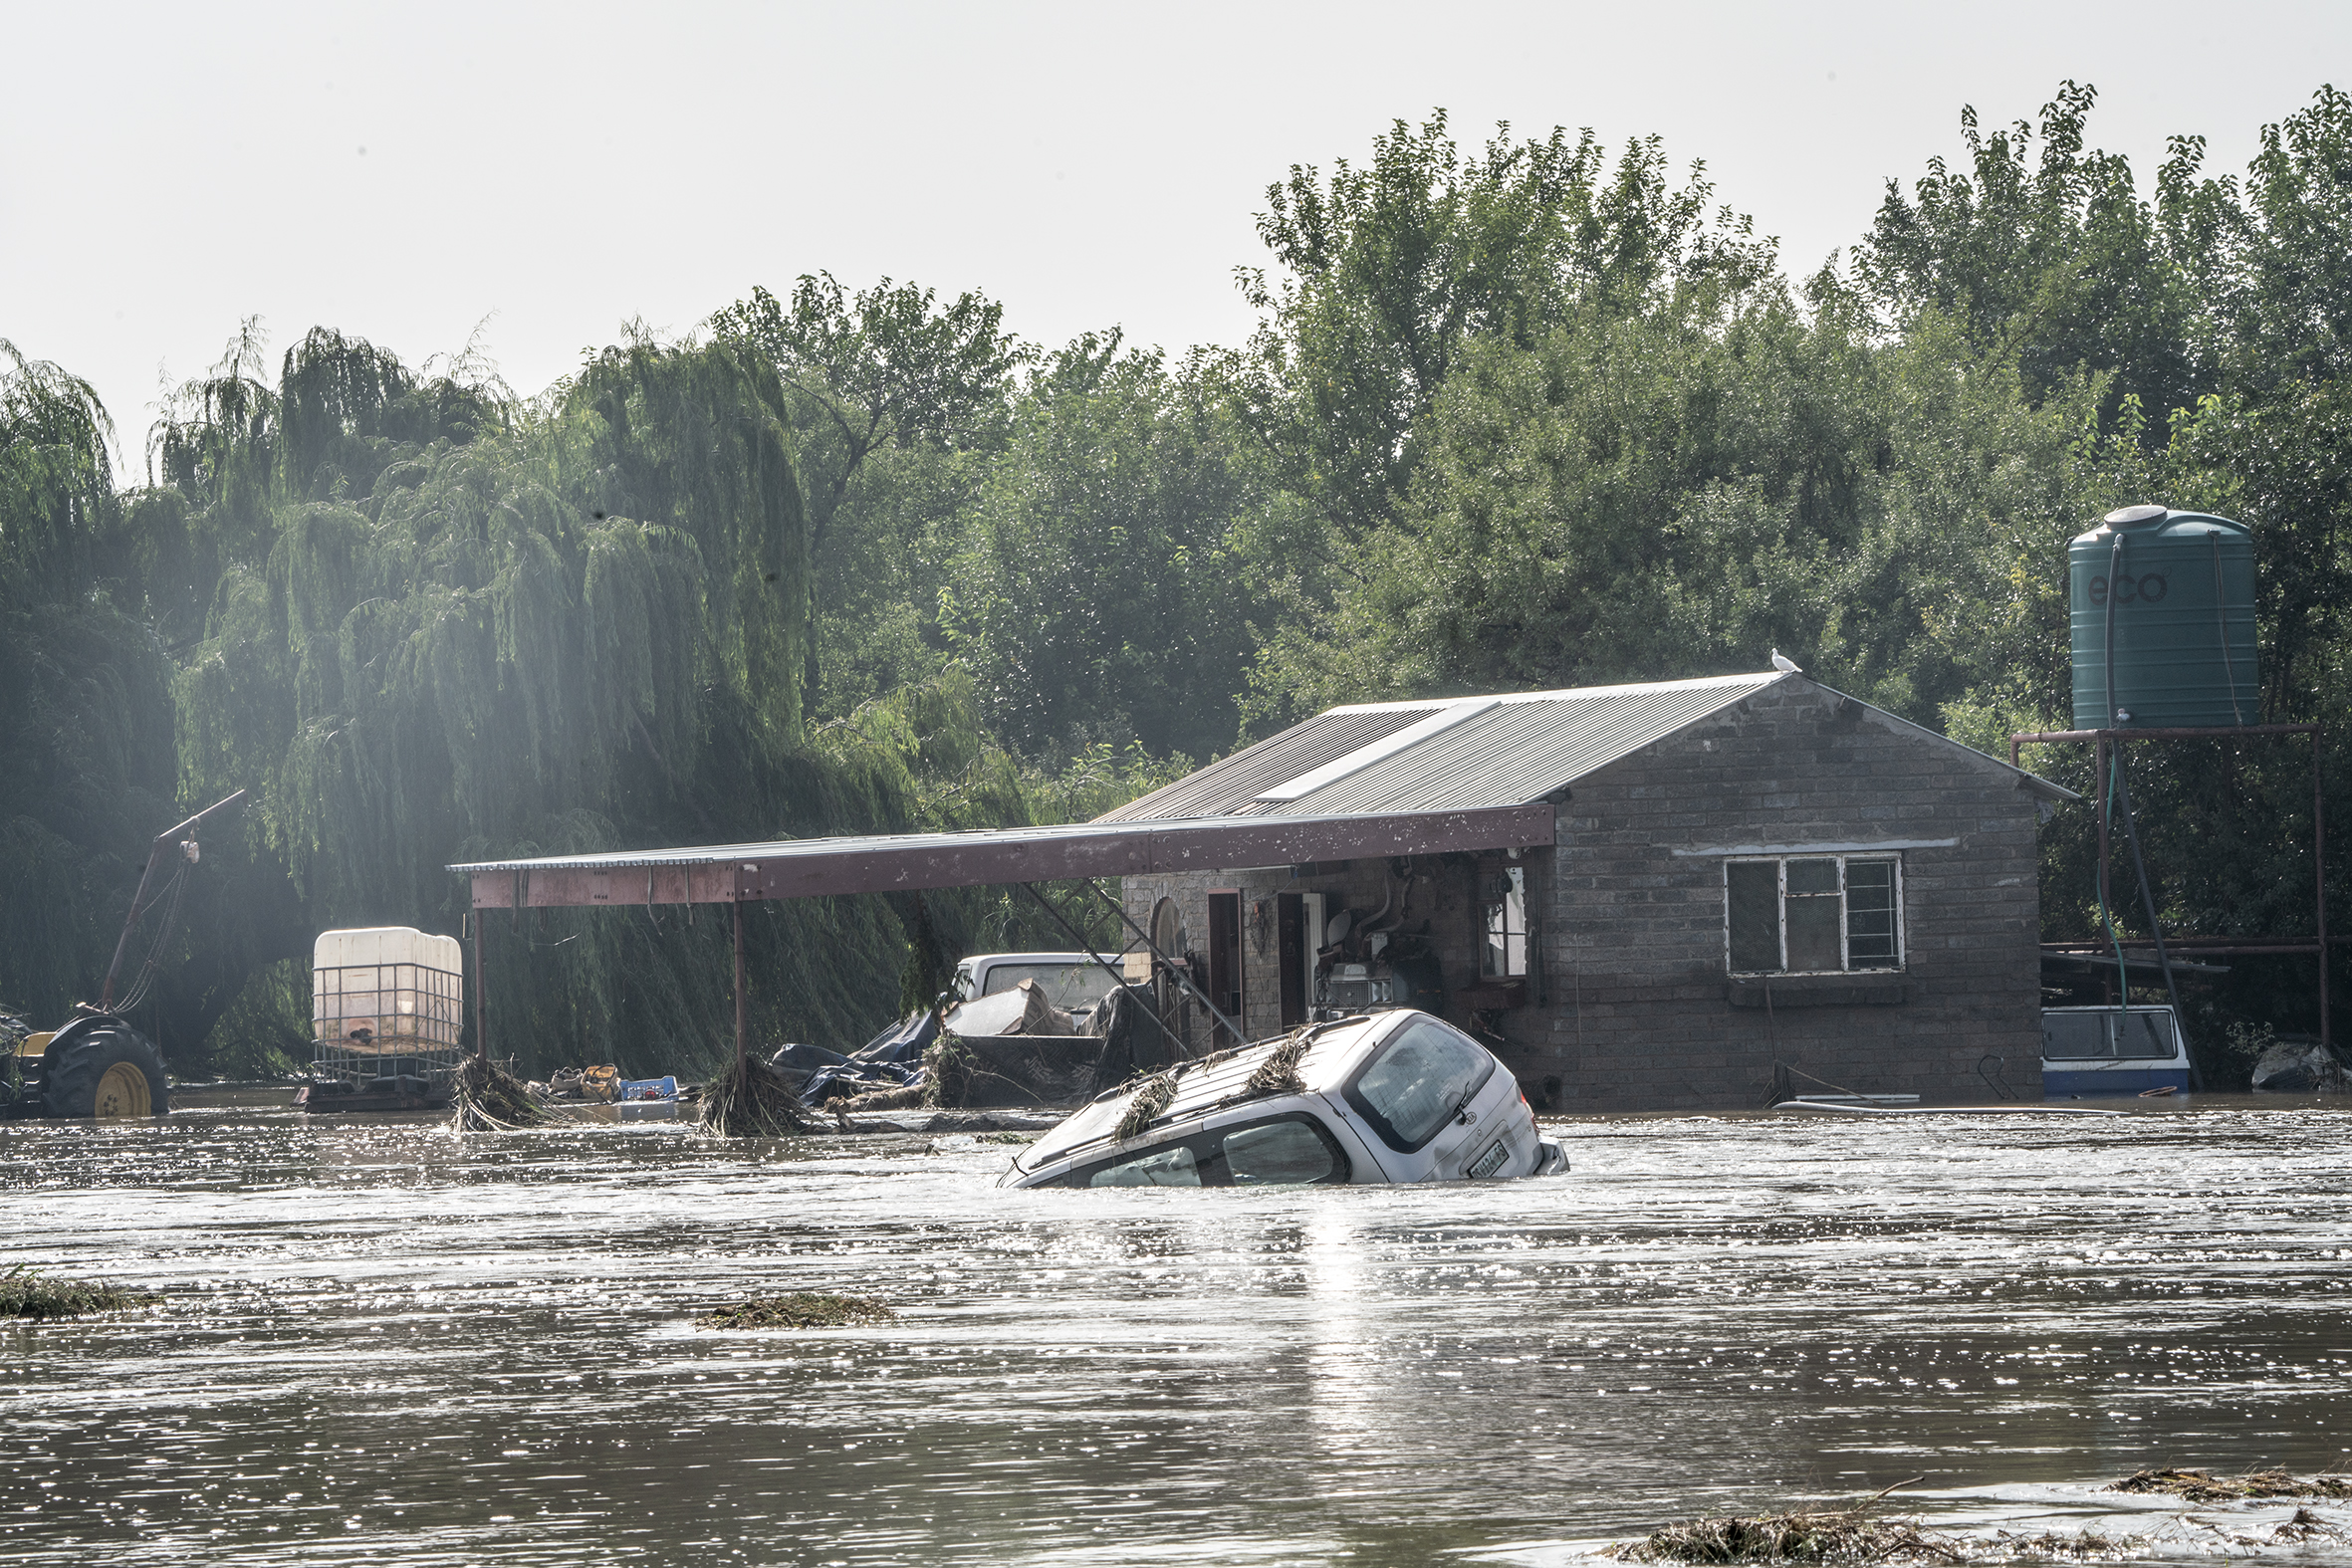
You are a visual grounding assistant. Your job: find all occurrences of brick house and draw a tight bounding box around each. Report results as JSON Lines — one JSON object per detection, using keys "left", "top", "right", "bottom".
{"left": 1101, "top": 671, "right": 2074, "bottom": 1110}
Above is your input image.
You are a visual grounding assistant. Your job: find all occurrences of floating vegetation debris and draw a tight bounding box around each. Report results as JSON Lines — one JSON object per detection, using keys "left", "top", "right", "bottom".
{"left": 697, "top": 1291, "right": 895, "bottom": 1329}
{"left": 1608, "top": 1479, "right": 1960, "bottom": 1564}
{"left": 699, "top": 1054, "right": 815, "bottom": 1138}
{"left": 2108, "top": 1466, "right": 2352, "bottom": 1501}
{"left": 1115, "top": 1069, "right": 1177, "bottom": 1141}
{"left": 0, "top": 1264, "right": 154, "bottom": 1320}
{"left": 1988, "top": 1528, "right": 2145, "bottom": 1561}
{"left": 1244, "top": 1031, "right": 1310, "bottom": 1097}
{"left": 2272, "top": 1506, "right": 2342, "bottom": 1543}
{"left": 1607, "top": 1512, "right": 1960, "bottom": 1564}
{"left": 450, "top": 1055, "right": 554, "bottom": 1131}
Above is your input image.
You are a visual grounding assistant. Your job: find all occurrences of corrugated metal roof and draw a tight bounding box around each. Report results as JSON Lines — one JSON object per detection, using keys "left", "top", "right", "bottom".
{"left": 1094, "top": 705, "right": 1448, "bottom": 822}
{"left": 1283, "top": 674, "right": 1779, "bottom": 813}
{"left": 1095, "top": 671, "right": 2075, "bottom": 821}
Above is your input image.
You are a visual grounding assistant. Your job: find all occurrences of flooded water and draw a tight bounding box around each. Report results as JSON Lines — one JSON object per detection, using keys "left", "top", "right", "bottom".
{"left": 4, "top": 1099, "right": 2348, "bottom": 1566}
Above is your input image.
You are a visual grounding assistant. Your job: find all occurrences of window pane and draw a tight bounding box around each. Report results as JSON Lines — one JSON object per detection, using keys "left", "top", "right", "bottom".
{"left": 1344, "top": 1019, "right": 1497, "bottom": 1152}
{"left": 1844, "top": 860, "right": 1899, "bottom": 966}
{"left": 1727, "top": 863, "right": 1781, "bottom": 973}
{"left": 1785, "top": 891, "right": 1842, "bottom": 972}
{"left": 1222, "top": 1120, "right": 1340, "bottom": 1185}
{"left": 2042, "top": 1013, "right": 2109, "bottom": 1058}
{"left": 1482, "top": 866, "right": 1528, "bottom": 979}
{"left": 1088, "top": 1145, "right": 1201, "bottom": 1187}
{"left": 2115, "top": 1012, "right": 2177, "bottom": 1059}
{"left": 1786, "top": 858, "right": 1839, "bottom": 895}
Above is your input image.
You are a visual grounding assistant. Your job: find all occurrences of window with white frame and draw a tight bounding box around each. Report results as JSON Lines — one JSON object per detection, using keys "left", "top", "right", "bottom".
{"left": 1724, "top": 855, "right": 1902, "bottom": 975}
{"left": 1481, "top": 864, "right": 1528, "bottom": 979}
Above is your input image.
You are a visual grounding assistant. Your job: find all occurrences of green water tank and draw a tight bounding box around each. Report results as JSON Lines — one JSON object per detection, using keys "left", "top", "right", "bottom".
{"left": 2069, "top": 505, "right": 2257, "bottom": 731}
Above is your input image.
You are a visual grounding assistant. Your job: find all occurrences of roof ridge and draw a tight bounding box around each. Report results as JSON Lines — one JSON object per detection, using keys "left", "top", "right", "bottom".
{"left": 1321, "top": 670, "right": 1783, "bottom": 714}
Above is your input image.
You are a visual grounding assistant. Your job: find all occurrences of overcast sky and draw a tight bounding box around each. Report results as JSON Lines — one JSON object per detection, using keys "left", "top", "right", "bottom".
{"left": 6, "top": 1, "right": 2343, "bottom": 475}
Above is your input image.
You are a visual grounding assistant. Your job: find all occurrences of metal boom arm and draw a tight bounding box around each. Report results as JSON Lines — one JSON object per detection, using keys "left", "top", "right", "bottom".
{"left": 97, "top": 791, "right": 247, "bottom": 1012}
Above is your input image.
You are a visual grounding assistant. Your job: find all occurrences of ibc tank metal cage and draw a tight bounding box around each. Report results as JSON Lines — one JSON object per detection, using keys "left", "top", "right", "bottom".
{"left": 312, "top": 956, "right": 464, "bottom": 1088}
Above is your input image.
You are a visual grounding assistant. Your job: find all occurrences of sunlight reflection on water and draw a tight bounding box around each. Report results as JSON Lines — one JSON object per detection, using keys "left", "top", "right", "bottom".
{"left": 2, "top": 1101, "right": 2348, "bottom": 1565}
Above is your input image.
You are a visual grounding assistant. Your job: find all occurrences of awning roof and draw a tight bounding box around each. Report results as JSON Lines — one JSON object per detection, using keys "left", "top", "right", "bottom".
{"left": 451, "top": 802, "right": 1556, "bottom": 909}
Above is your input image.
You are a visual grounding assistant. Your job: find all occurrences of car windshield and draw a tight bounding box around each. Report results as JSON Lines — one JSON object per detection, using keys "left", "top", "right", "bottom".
{"left": 981, "top": 962, "right": 1119, "bottom": 1011}
{"left": 1070, "top": 1115, "right": 1349, "bottom": 1189}
{"left": 1343, "top": 1018, "right": 1496, "bottom": 1153}
{"left": 2043, "top": 1011, "right": 2179, "bottom": 1060}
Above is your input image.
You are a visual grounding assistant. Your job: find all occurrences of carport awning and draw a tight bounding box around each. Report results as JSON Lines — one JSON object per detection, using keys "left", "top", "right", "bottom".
{"left": 451, "top": 802, "right": 1556, "bottom": 909}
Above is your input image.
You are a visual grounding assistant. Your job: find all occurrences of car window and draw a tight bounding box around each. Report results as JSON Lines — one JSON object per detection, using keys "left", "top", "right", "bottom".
{"left": 1066, "top": 1115, "right": 1349, "bottom": 1189}
{"left": 1222, "top": 1119, "right": 1341, "bottom": 1186}
{"left": 2041, "top": 1013, "right": 2109, "bottom": 1059}
{"left": 981, "top": 962, "right": 1119, "bottom": 1011}
{"left": 1088, "top": 1144, "right": 1200, "bottom": 1187}
{"left": 1343, "top": 1018, "right": 1496, "bottom": 1152}
{"left": 2114, "top": 1012, "right": 2177, "bottom": 1059}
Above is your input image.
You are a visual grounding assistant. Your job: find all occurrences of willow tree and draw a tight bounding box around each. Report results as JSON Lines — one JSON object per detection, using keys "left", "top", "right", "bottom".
{"left": 0, "top": 342, "right": 188, "bottom": 1035}
{"left": 153, "top": 322, "right": 872, "bottom": 1068}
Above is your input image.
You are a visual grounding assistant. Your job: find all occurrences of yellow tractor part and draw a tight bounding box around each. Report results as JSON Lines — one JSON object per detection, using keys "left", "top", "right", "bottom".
{"left": 15, "top": 1032, "right": 51, "bottom": 1058}
{"left": 93, "top": 1060, "right": 154, "bottom": 1118}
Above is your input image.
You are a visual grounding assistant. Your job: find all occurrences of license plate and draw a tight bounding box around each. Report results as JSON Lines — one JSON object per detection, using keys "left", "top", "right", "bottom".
{"left": 1467, "top": 1137, "right": 1512, "bottom": 1179}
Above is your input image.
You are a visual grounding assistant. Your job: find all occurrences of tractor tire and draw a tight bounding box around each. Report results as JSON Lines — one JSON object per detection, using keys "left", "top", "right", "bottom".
{"left": 41, "top": 1026, "right": 169, "bottom": 1119}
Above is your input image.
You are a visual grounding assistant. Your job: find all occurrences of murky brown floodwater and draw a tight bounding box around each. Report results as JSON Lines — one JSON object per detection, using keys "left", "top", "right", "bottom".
{"left": 3, "top": 1099, "right": 2348, "bottom": 1567}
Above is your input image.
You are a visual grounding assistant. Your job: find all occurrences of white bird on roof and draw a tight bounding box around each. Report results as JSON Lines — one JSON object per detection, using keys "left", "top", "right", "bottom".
{"left": 1770, "top": 648, "right": 1801, "bottom": 673}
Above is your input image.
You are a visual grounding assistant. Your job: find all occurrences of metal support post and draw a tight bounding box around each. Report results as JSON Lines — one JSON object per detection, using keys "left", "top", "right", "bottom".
{"left": 472, "top": 913, "right": 488, "bottom": 1064}
{"left": 2096, "top": 736, "right": 2112, "bottom": 1003}
{"left": 2318, "top": 729, "right": 2330, "bottom": 1051}
{"left": 733, "top": 898, "right": 748, "bottom": 1071}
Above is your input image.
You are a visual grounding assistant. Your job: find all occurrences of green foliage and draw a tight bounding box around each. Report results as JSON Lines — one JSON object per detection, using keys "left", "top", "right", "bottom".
{"left": 1225, "top": 111, "right": 1777, "bottom": 545}
{"left": 5, "top": 81, "right": 2351, "bottom": 1075}
{"left": 712, "top": 273, "right": 1024, "bottom": 711}
{"left": 1859, "top": 82, "right": 2203, "bottom": 435}
{"left": 940, "top": 333, "right": 1291, "bottom": 759}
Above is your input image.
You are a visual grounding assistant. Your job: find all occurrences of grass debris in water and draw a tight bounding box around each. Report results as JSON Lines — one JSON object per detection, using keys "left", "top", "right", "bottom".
{"left": 698, "top": 1291, "right": 895, "bottom": 1329}
{"left": 1244, "top": 1031, "right": 1310, "bottom": 1097}
{"left": 699, "top": 1055, "right": 814, "bottom": 1138}
{"left": 1115, "top": 1068, "right": 1177, "bottom": 1141}
{"left": 1992, "top": 1529, "right": 2146, "bottom": 1561}
{"left": 1608, "top": 1478, "right": 1961, "bottom": 1565}
{"left": 0, "top": 1264, "right": 153, "bottom": 1320}
{"left": 2107, "top": 1466, "right": 2352, "bottom": 1501}
{"left": 450, "top": 1055, "right": 554, "bottom": 1131}
{"left": 1608, "top": 1511, "right": 1960, "bottom": 1564}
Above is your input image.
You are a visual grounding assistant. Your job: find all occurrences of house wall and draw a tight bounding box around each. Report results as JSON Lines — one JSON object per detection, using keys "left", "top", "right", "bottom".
{"left": 1537, "top": 679, "right": 2044, "bottom": 1109}
{"left": 1120, "top": 681, "right": 2046, "bottom": 1109}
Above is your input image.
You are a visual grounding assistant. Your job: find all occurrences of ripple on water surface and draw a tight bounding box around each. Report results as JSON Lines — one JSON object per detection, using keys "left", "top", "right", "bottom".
{"left": 3, "top": 1103, "right": 2348, "bottom": 1566}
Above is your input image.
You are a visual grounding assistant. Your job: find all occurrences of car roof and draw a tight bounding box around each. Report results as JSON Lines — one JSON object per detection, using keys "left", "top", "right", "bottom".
{"left": 1019, "top": 1012, "right": 1413, "bottom": 1173}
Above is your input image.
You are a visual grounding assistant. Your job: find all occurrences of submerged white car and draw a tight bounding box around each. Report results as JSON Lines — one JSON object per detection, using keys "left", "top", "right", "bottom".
{"left": 1002, "top": 1008, "right": 1568, "bottom": 1189}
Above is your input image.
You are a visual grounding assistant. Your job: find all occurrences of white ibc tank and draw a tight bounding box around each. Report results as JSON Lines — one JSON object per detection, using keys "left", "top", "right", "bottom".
{"left": 312, "top": 927, "right": 464, "bottom": 1049}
